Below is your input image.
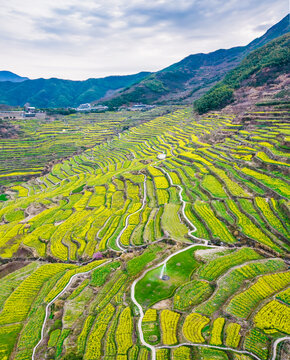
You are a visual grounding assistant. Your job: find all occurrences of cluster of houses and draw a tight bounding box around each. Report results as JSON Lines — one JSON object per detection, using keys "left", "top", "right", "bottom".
{"left": 19, "top": 102, "right": 156, "bottom": 116}
{"left": 77, "top": 103, "right": 156, "bottom": 112}
{"left": 76, "top": 103, "right": 109, "bottom": 112}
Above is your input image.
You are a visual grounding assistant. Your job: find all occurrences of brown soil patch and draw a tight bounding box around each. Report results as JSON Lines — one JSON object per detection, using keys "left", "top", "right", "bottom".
{"left": 0, "top": 261, "right": 30, "bottom": 279}
{"left": 152, "top": 298, "right": 172, "bottom": 310}
{"left": 13, "top": 246, "right": 35, "bottom": 258}
{"left": 21, "top": 202, "right": 51, "bottom": 223}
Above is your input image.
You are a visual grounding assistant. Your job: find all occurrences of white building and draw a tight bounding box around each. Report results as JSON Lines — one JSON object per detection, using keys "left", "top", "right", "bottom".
{"left": 77, "top": 103, "right": 91, "bottom": 111}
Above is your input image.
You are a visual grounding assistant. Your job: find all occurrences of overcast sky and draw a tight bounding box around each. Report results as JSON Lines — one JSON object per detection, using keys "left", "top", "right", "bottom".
{"left": 0, "top": 1, "right": 288, "bottom": 80}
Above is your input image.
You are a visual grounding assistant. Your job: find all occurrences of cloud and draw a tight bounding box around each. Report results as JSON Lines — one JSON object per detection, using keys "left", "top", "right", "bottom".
{"left": 0, "top": 0, "right": 288, "bottom": 79}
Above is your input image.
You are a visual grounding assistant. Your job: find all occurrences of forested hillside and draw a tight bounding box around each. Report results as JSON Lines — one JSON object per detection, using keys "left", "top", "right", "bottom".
{"left": 0, "top": 72, "right": 150, "bottom": 108}
{"left": 194, "top": 34, "right": 290, "bottom": 113}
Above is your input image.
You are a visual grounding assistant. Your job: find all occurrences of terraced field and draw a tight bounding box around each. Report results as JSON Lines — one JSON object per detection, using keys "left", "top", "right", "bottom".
{"left": 0, "top": 107, "right": 173, "bottom": 186}
{"left": 0, "top": 103, "right": 289, "bottom": 360}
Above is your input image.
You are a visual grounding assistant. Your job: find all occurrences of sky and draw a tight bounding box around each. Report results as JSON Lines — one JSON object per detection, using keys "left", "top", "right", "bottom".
{"left": 0, "top": 1, "right": 288, "bottom": 80}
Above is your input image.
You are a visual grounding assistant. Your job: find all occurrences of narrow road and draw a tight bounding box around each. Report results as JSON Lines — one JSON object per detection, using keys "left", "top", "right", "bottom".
{"left": 131, "top": 274, "right": 156, "bottom": 359}
{"left": 32, "top": 163, "right": 288, "bottom": 360}
{"left": 130, "top": 243, "right": 220, "bottom": 360}
{"left": 271, "top": 336, "right": 290, "bottom": 360}
{"left": 115, "top": 175, "right": 147, "bottom": 251}
{"left": 157, "top": 343, "right": 262, "bottom": 360}
{"left": 156, "top": 165, "right": 207, "bottom": 243}
{"left": 32, "top": 260, "right": 110, "bottom": 360}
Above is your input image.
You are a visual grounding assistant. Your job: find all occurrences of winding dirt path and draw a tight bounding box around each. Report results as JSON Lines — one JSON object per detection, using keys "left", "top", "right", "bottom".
{"left": 32, "top": 260, "right": 110, "bottom": 360}
{"left": 130, "top": 167, "right": 212, "bottom": 360}
{"left": 130, "top": 243, "right": 219, "bottom": 360}
{"left": 156, "top": 165, "right": 208, "bottom": 243}
{"left": 115, "top": 175, "right": 147, "bottom": 251}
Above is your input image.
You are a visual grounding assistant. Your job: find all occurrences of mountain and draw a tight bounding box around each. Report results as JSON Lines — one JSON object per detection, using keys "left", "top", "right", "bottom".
{"left": 194, "top": 33, "right": 290, "bottom": 113}
{"left": 0, "top": 72, "right": 150, "bottom": 108}
{"left": 99, "top": 14, "right": 289, "bottom": 108}
{"left": 0, "top": 15, "right": 288, "bottom": 108}
{"left": 0, "top": 71, "right": 29, "bottom": 82}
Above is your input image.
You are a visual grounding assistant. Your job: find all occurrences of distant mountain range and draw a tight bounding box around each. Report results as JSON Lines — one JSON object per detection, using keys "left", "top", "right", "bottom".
{"left": 0, "top": 14, "right": 288, "bottom": 108}
{"left": 0, "top": 72, "right": 150, "bottom": 108}
{"left": 0, "top": 71, "right": 29, "bottom": 83}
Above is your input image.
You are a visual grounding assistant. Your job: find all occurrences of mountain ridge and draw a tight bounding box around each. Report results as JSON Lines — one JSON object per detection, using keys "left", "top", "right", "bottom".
{"left": 0, "top": 72, "right": 151, "bottom": 108}
{"left": 99, "top": 14, "right": 289, "bottom": 108}
{"left": 0, "top": 71, "right": 29, "bottom": 83}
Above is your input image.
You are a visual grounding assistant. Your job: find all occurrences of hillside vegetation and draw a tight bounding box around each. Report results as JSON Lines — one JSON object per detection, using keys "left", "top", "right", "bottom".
{"left": 0, "top": 71, "right": 28, "bottom": 83}
{"left": 194, "top": 34, "right": 290, "bottom": 113}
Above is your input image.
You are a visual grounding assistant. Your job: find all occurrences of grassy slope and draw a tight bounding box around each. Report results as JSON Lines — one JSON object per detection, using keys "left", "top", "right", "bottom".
{"left": 135, "top": 246, "right": 206, "bottom": 308}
